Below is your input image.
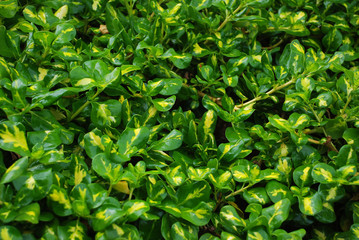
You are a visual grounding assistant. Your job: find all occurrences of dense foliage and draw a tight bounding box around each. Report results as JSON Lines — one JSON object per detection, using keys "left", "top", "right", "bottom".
{"left": 0, "top": 0, "right": 359, "bottom": 239}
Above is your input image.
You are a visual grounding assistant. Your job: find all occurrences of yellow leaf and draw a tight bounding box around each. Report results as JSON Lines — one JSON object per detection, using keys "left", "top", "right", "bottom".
{"left": 113, "top": 181, "right": 130, "bottom": 194}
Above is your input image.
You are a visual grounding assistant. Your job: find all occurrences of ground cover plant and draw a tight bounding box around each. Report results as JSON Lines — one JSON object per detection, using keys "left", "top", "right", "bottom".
{"left": 0, "top": 0, "right": 359, "bottom": 239}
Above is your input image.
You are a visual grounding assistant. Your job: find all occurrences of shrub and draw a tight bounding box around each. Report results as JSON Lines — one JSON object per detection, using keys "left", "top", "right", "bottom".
{"left": 0, "top": 0, "right": 359, "bottom": 239}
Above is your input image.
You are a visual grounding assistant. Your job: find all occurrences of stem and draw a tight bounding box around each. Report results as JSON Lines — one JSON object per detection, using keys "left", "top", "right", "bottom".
{"left": 307, "top": 138, "right": 321, "bottom": 145}
{"left": 262, "top": 38, "right": 284, "bottom": 50}
{"left": 197, "top": 89, "right": 222, "bottom": 106}
{"left": 68, "top": 88, "right": 102, "bottom": 122}
{"left": 342, "top": 93, "right": 352, "bottom": 114}
{"left": 225, "top": 184, "right": 252, "bottom": 199}
{"left": 124, "top": 0, "right": 133, "bottom": 17}
{"left": 308, "top": 105, "right": 338, "bottom": 152}
{"left": 128, "top": 188, "right": 134, "bottom": 200}
{"left": 107, "top": 184, "right": 113, "bottom": 196}
{"left": 234, "top": 77, "right": 296, "bottom": 110}
{"left": 216, "top": 3, "right": 244, "bottom": 32}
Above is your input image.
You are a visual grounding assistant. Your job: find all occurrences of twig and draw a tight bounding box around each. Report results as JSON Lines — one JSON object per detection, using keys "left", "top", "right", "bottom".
{"left": 216, "top": 3, "right": 244, "bottom": 32}
{"left": 234, "top": 77, "right": 296, "bottom": 110}
{"left": 225, "top": 184, "right": 252, "bottom": 199}
{"left": 197, "top": 90, "right": 222, "bottom": 106}
{"left": 68, "top": 88, "right": 102, "bottom": 122}
{"left": 262, "top": 38, "right": 284, "bottom": 50}
{"left": 308, "top": 105, "right": 338, "bottom": 152}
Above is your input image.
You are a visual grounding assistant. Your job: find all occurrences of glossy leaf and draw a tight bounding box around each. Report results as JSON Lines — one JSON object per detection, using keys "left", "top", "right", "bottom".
{"left": 0, "top": 157, "right": 28, "bottom": 184}
{"left": 0, "top": 121, "right": 30, "bottom": 156}
{"left": 151, "top": 129, "right": 183, "bottom": 151}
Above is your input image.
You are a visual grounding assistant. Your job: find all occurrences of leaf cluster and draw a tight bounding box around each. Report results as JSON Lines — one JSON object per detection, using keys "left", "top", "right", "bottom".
{"left": 0, "top": 0, "right": 359, "bottom": 239}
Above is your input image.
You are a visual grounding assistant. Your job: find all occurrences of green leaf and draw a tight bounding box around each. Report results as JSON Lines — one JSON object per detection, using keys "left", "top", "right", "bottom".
{"left": 288, "top": 113, "right": 311, "bottom": 130}
{"left": 293, "top": 165, "right": 313, "bottom": 187}
{"left": 243, "top": 187, "right": 270, "bottom": 205}
{"left": 298, "top": 193, "right": 323, "bottom": 216}
{"left": 117, "top": 127, "right": 150, "bottom": 157}
{"left": 315, "top": 92, "right": 333, "bottom": 108}
{"left": 343, "top": 128, "right": 359, "bottom": 151}
{"left": 15, "top": 203, "right": 40, "bottom": 224}
{"left": 159, "top": 79, "right": 183, "bottom": 95}
{"left": 161, "top": 48, "right": 192, "bottom": 69}
{"left": 150, "top": 129, "right": 183, "bottom": 151}
{"left": 92, "top": 203, "right": 126, "bottom": 231}
{"left": 323, "top": 28, "right": 342, "bottom": 52}
{"left": 0, "top": 0, "right": 18, "bottom": 18}
{"left": 325, "top": 117, "right": 347, "bottom": 139}
{"left": 34, "top": 31, "right": 56, "bottom": 49}
{"left": 91, "top": 100, "right": 122, "bottom": 128}
{"left": 83, "top": 129, "right": 106, "bottom": 158}
{"left": 247, "top": 226, "right": 270, "bottom": 240}
{"left": 280, "top": 40, "right": 306, "bottom": 75}
{"left": 208, "top": 170, "right": 232, "bottom": 190}
{"left": 177, "top": 181, "right": 211, "bottom": 208}
{"left": 164, "top": 164, "right": 186, "bottom": 186}
{"left": 57, "top": 221, "right": 88, "bottom": 240}
{"left": 218, "top": 140, "right": 244, "bottom": 161}
{"left": 181, "top": 202, "right": 212, "bottom": 226}
{"left": 56, "top": 47, "right": 83, "bottom": 61}
{"left": 54, "top": 23, "right": 76, "bottom": 44}
{"left": 262, "top": 198, "right": 291, "bottom": 230}
{"left": 0, "top": 157, "right": 28, "bottom": 184}
{"left": 335, "top": 145, "right": 357, "bottom": 167}
{"left": 124, "top": 200, "right": 150, "bottom": 222}
{"left": 105, "top": 3, "right": 131, "bottom": 45}
{"left": 265, "top": 181, "right": 294, "bottom": 204}
{"left": 0, "top": 121, "right": 30, "bottom": 156}
{"left": 47, "top": 185, "right": 73, "bottom": 216}
{"left": 28, "top": 129, "right": 62, "bottom": 151}
{"left": 220, "top": 205, "right": 246, "bottom": 228}
{"left": 121, "top": 65, "right": 141, "bottom": 75}
{"left": 296, "top": 77, "right": 315, "bottom": 93}
{"left": 0, "top": 25, "right": 19, "bottom": 58}
{"left": 231, "top": 164, "right": 251, "bottom": 183}
{"left": 312, "top": 163, "right": 336, "bottom": 184}
{"left": 0, "top": 226, "right": 22, "bottom": 240}
{"left": 268, "top": 115, "right": 292, "bottom": 132}
{"left": 92, "top": 153, "right": 123, "bottom": 183}
{"left": 16, "top": 168, "right": 53, "bottom": 203}
{"left": 318, "top": 183, "right": 345, "bottom": 203}
{"left": 156, "top": 200, "right": 182, "bottom": 218}
{"left": 152, "top": 95, "right": 176, "bottom": 112}
{"left": 187, "top": 167, "right": 212, "bottom": 181}
{"left": 314, "top": 202, "right": 336, "bottom": 223}
{"left": 23, "top": 6, "right": 44, "bottom": 26}
{"left": 351, "top": 224, "right": 359, "bottom": 239}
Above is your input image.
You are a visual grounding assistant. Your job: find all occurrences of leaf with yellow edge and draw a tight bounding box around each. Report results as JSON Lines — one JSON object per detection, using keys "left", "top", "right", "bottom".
{"left": 0, "top": 121, "right": 30, "bottom": 156}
